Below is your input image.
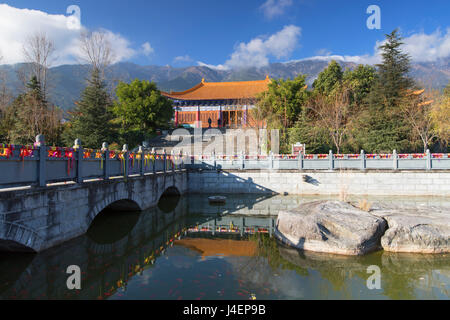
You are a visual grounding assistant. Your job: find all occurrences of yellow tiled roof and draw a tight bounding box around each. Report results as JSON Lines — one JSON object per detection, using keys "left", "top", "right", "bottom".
{"left": 162, "top": 77, "right": 271, "bottom": 101}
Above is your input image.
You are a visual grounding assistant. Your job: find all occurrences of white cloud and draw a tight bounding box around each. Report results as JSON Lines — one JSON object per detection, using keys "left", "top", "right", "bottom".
{"left": 141, "top": 42, "right": 155, "bottom": 57}
{"left": 292, "top": 54, "right": 379, "bottom": 65}
{"left": 260, "top": 0, "right": 293, "bottom": 20}
{"left": 196, "top": 61, "right": 229, "bottom": 71}
{"left": 402, "top": 28, "right": 450, "bottom": 62}
{"left": 222, "top": 25, "right": 301, "bottom": 69}
{"left": 0, "top": 4, "right": 138, "bottom": 66}
{"left": 141, "top": 42, "right": 154, "bottom": 57}
{"left": 173, "top": 55, "right": 193, "bottom": 63}
{"left": 294, "top": 28, "right": 450, "bottom": 66}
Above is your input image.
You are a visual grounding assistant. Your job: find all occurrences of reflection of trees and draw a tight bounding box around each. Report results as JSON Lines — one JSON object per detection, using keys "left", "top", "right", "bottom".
{"left": 277, "top": 245, "right": 450, "bottom": 300}
{"left": 380, "top": 253, "right": 450, "bottom": 300}
{"left": 279, "top": 245, "right": 367, "bottom": 297}
{"left": 237, "top": 234, "right": 308, "bottom": 279}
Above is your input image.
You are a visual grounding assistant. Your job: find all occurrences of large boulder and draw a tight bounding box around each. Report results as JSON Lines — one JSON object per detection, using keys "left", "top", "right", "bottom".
{"left": 275, "top": 201, "right": 387, "bottom": 256}
{"left": 369, "top": 205, "right": 450, "bottom": 254}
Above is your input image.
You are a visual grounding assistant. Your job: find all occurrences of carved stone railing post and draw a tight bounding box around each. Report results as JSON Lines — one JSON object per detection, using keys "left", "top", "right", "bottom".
{"left": 102, "top": 142, "right": 109, "bottom": 180}
{"left": 171, "top": 150, "right": 175, "bottom": 173}
{"left": 298, "top": 152, "right": 304, "bottom": 171}
{"left": 212, "top": 151, "right": 216, "bottom": 171}
{"left": 74, "top": 138, "right": 83, "bottom": 184}
{"left": 122, "top": 144, "right": 129, "bottom": 178}
{"left": 138, "top": 146, "right": 145, "bottom": 176}
{"left": 426, "top": 149, "right": 431, "bottom": 170}
{"left": 361, "top": 150, "right": 366, "bottom": 171}
{"left": 393, "top": 150, "right": 398, "bottom": 170}
{"left": 179, "top": 150, "right": 184, "bottom": 170}
{"left": 269, "top": 151, "right": 273, "bottom": 170}
{"left": 152, "top": 148, "right": 156, "bottom": 174}
{"left": 36, "top": 135, "right": 47, "bottom": 187}
{"left": 329, "top": 150, "right": 334, "bottom": 171}
{"left": 163, "top": 149, "right": 167, "bottom": 173}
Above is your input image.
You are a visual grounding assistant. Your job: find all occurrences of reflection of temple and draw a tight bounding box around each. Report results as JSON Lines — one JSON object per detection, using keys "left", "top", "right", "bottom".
{"left": 175, "top": 238, "right": 257, "bottom": 258}
{"left": 162, "top": 77, "right": 271, "bottom": 128}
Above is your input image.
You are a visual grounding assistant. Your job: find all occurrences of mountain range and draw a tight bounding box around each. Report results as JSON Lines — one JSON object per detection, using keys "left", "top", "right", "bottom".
{"left": 1, "top": 58, "right": 449, "bottom": 111}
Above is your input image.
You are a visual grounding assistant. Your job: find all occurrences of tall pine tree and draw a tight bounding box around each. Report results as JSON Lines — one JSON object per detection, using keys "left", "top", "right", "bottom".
{"left": 358, "top": 29, "right": 416, "bottom": 153}
{"left": 7, "top": 76, "right": 62, "bottom": 145}
{"left": 63, "top": 69, "right": 115, "bottom": 148}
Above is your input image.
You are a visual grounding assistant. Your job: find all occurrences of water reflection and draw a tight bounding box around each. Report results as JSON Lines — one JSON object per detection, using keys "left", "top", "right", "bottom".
{"left": 0, "top": 194, "right": 448, "bottom": 300}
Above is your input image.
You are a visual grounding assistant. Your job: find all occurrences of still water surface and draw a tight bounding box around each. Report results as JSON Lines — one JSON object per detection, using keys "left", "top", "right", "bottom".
{"left": 0, "top": 194, "right": 449, "bottom": 300}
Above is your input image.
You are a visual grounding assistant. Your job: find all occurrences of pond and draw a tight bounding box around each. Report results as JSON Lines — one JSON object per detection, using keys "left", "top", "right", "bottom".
{"left": 0, "top": 194, "right": 448, "bottom": 300}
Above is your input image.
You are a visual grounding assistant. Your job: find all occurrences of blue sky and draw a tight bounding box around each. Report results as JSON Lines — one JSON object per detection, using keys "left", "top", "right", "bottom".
{"left": 1, "top": 0, "right": 449, "bottom": 68}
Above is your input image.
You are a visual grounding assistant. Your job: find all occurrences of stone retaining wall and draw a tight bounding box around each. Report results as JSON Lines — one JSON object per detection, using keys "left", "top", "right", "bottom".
{"left": 188, "top": 170, "right": 450, "bottom": 197}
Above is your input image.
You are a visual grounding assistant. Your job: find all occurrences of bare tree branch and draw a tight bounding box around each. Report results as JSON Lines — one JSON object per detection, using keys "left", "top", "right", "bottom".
{"left": 22, "top": 32, "right": 55, "bottom": 99}
{"left": 79, "top": 30, "right": 115, "bottom": 76}
{"left": 0, "top": 54, "right": 11, "bottom": 112}
{"left": 400, "top": 90, "right": 439, "bottom": 152}
{"left": 308, "top": 86, "right": 352, "bottom": 154}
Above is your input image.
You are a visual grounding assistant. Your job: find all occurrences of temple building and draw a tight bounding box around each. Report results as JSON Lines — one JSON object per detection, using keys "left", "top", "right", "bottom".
{"left": 162, "top": 76, "right": 271, "bottom": 128}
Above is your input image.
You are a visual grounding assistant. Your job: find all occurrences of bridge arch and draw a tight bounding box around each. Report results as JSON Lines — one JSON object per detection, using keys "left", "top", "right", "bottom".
{"left": 0, "top": 222, "right": 43, "bottom": 253}
{"left": 158, "top": 186, "right": 182, "bottom": 213}
{"left": 159, "top": 186, "right": 181, "bottom": 198}
{"left": 86, "top": 195, "right": 144, "bottom": 229}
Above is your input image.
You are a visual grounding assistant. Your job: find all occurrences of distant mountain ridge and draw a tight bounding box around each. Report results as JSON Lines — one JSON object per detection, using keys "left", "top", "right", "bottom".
{"left": 1, "top": 57, "right": 449, "bottom": 111}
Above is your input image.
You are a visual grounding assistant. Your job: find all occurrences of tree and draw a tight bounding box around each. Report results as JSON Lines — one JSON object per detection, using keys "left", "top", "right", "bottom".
{"left": 22, "top": 32, "right": 55, "bottom": 99}
{"left": 374, "top": 29, "right": 415, "bottom": 108}
{"left": 430, "top": 84, "right": 450, "bottom": 150}
{"left": 7, "top": 76, "right": 62, "bottom": 145}
{"left": 400, "top": 91, "right": 438, "bottom": 152}
{"left": 0, "top": 56, "right": 14, "bottom": 142}
{"left": 343, "top": 64, "right": 376, "bottom": 108}
{"left": 112, "top": 79, "right": 174, "bottom": 147}
{"left": 288, "top": 114, "right": 332, "bottom": 154}
{"left": 256, "top": 75, "right": 309, "bottom": 128}
{"left": 79, "top": 30, "right": 115, "bottom": 77}
{"left": 0, "top": 55, "right": 10, "bottom": 108}
{"left": 357, "top": 29, "right": 416, "bottom": 153}
{"left": 254, "top": 75, "right": 309, "bottom": 153}
{"left": 313, "top": 60, "right": 344, "bottom": 96}
{"left": 308, "top": 85, "right": 352, "bottom": 154}
{"left": 63, "top": 69, "right": 115, "bottom": 148}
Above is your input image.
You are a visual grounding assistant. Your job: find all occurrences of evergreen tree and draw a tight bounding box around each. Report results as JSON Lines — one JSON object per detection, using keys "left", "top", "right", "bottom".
{"left": 313, "top": 60, "right": 344, "bottom": 96}
{"left": 8, "top": 76, "right": 62, "bottom": 145}
{"left": 256, "top": 75, "right": 309, "bottom": 128}
{"left": 26, "top": 76, "right": 45, "bottom": 103}
{"left": 357, "top": 29, "right": 416, "bottom": 153}
{"left": 343, "top": 65, "right": 376, "bottom": 109}
{"left": 113, "top": 79, "right": 173, "bottom": 147}
{"left": 63, "top": 69, "right": 115, "bottom": 148}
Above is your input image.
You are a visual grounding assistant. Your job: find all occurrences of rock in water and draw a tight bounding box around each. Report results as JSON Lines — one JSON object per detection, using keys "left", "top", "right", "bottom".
{"left": 275, "top": 201, "right": 387, "bottom": 256}
{"left": 369, "top": 206, "right": 450, "bottom": 254}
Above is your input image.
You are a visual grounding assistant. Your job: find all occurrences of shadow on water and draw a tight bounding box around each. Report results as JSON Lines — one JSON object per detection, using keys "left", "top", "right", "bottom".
{"left": 158, "top": 188, "right": 181, "bottom": 213}
{"left": 86, "top": 209, "right": 141, "bottom": 245}
{"left": 0, "top": 252, "right": 36, "bottom": 295}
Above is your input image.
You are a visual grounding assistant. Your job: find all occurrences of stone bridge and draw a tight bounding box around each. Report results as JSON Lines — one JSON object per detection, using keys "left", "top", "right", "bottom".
{"left": 0, "top": 171, "right": 187, "bottom": 253}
